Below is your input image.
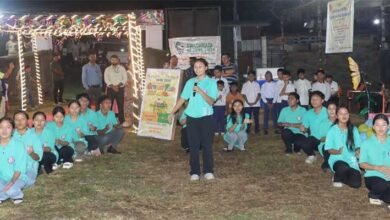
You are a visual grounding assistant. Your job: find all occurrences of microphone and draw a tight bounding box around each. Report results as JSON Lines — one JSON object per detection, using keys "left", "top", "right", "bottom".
{"left": 193, "top": 82, "right": 198, "bottom": 96}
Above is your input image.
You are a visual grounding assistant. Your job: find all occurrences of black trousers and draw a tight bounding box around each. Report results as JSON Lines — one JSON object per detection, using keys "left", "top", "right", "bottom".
{"left": 107, "top": 87, "right": 125, "bottom": 123}
{"left": 181, "top": 127, "right": 189, "bottom": 150}
{"left": 85, "top": 135, "right": 99, "bottom": 151}
{"left": 365, "top": 177, "right": 390, "bottom": 203}
{"left": 281, "top": 129, "right": 304, "bottom": 153}
{"left": 333, "top": 161, "right": 361, "bottom": 188}
{"left": 39, "top": 152, "right": 57, "bottom": 174}
{"left": 56, "top": 145, "right": 75, "bottom": 163}
{"left": 295, "top": 136, "right": 320, "bottom": 156}
{"left": 186, "top": 115, "right": 215, "bottom": 175}
{"left": 53, "top": 80, "right": 64, "bottom": 104}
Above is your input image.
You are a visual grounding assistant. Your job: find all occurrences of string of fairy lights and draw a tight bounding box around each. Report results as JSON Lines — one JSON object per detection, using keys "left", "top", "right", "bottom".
{"left": 0, "top": 13, "right": 146, "bottom": 119}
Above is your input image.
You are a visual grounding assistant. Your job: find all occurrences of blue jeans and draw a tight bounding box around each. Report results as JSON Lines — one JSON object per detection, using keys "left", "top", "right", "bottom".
{"left": 213, "top": 106, "right": 226, "bottom": 133}
{"left": 25, "top": 170, "right": 37, "bottom": 188}
{"left": 0, "top": 178, "right": 26, "bottom": 201}
{"left": 244, "top": 107, "right": 260, "bottom": 133}
{"left": 263, "top": 99, "right": 277, "bottom": 130}
{"left": 224, "top": 130, "right": 248, "bottom": 150}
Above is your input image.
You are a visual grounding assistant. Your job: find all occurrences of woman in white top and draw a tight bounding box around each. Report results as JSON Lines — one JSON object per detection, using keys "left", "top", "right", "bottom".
{"left": 261, "top": 71, "right": 276, "bottom": 135}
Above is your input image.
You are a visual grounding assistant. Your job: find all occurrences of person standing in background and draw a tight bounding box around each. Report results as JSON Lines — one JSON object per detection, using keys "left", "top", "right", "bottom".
{"left": 50, "top": 53, "right": 65, "bottom": 105}
{"left": 221, "top": 53, "right": 238, "bottom": 84}
{"left": 0, "top": 61, "right": 15, "bottom": 116}
{"left": 82, "top": 51, "right": 102, "bottom": 106}
{"left": 104, "top": 55, "right": 127, "bottom": 124}
{"left": 312, "top": 69, "right": 331, "bottom": 104}
{"left": 261, "top": 71, "right": 277, "bottom": 135}
{"left": 241, "top": 71, "right": 261, "bottom": 134}
{"left": 294, "top": 68, "right": 311, "bottom": 109}
{"left": 326, "top": 75, "right": 340, "bottom": 106}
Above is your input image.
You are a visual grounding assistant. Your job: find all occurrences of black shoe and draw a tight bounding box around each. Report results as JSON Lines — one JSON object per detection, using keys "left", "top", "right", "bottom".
{"left": 107, "top": 146, "right": 121, "bottom": 154}
{"left": 264, "top": 130, "right": 268, "bottom": 135}
{"left": 274, "top": 130, "right": 281, "bottom": 134}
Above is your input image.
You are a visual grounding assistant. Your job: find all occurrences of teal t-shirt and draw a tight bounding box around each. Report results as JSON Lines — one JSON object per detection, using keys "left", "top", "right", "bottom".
{"left": 277, "top": 106, "right": 307, "bottom": 134}
{"left": 360, "top": 135, "right": 390, "bottom": 181}
{"left": 324, "top": 125, "right": 361, "bottom": 172}
{"left": 317, "top": 118, "right": 334, "bottom": 156}
{"left": 79, "top": 108, "right": 98, "bottom": 135}
{"left": 179, "top": 112, "right": 187, "bottom": 129}
{"left": 33, "top": 127, "right": 58, "bottom": 161}
{"left": 302, "top": 107, "right": 328, "bottom": 139}
{"left": 46, "top": 121, "right": 74, "bottom": 149}
{"left": 226, "top": 113, "right": 250, "bottom": 133}
{"left": 181, "top": 76, "right": 218, "bottom": 118}
{"left": 0, "top": 138, "right": 28, "bottom": 183}
{"left": 64, "top": 115, "right": 89, "bottom": 145}
{"left": 96, "top": 110, "right": 118, "bottom": 134}
{"left": 12, "top": 129, "right": 43, "bottom": 174}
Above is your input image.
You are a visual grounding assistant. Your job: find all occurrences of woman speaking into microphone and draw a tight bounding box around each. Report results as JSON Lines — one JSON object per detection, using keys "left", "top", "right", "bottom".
{"left": 169, "top": 58, "right": 218, "bottom": 181}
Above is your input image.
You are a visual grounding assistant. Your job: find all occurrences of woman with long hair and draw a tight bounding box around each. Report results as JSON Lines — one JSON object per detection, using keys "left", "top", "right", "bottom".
{"left": 325, "top": 107, "right": 361, "bottom": 188}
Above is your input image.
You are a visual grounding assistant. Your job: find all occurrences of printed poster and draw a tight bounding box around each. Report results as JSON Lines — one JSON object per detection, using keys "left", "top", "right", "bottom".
{"left": 137, "top": 68, "right": 182, "bottom": 140}
{"left": 168, "top": 36, "right": 221, "bottom": 69}
{"left": 325, "top": 0, "right": 354, "bottom": 53}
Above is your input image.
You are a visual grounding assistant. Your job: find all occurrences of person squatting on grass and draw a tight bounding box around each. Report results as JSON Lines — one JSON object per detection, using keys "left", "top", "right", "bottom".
{"left": 0, "top": 117, "right": 28, "bottom": 204}
{"left": 223, "top": 99, "right": 251, "bottom": 152}
{"left": 325, "top": 107, "right": 361, "bottom": 188}
{"left": 277, "top": 92, "right": 307, "bottom": 155}
{"left": 46, "top": 106, "right": 75, "bottom": 170}
{"left": 12, "top": 111, "right": 43, "bottom": 187}
{"left": 170, "top": 58, "right": 218, "bottom": 182}
{"left": 295, "top": 91, "right": 328, "bottom": 164}
{"left": 32, "top": 112, "right": 58, "bottom": 174}
{"left": 360, "top": 114, "right": 390, "bottom": 208}
{"left": 64, "top": 100, "right": 89, "bottom": 162}
{"left": 317, "top": 103, "right": 338, "bottom": 171}
{"left": 77, "top": 93, "right": 101, "bottom": 156}
{"left": 95, "top": 95, "right": 125, "bottom": 154}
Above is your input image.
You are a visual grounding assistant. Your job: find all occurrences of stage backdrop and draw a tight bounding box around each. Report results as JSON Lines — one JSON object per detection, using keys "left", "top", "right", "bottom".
{"left": 168, "top": 36, "right": 221, "bottom": 70}
{"left": 325, "top": 0, "right": 354, "bottom": 54}
{"left": 137, "top": 68, "right": 182, "bottom": 140}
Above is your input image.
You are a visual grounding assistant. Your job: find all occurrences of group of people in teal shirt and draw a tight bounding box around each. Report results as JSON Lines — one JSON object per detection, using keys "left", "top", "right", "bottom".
{"left": 0, "top": 93, "right": 124, "bottom": 204}
{"left": 277, "top": 90, "right": 390, "bottom": 210}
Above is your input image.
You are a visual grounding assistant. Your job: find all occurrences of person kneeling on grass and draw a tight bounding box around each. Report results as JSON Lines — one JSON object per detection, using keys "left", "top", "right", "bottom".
{"left": 277, "top": 92, "right": 307, "bottom": 155}
{"left": 95, "top": 95, "right": 124, "bottom": 154}
{"left": 223, "top": 99, "right": 251, "bottom": 152}
{"left": 13, "top": 111, "right": 42, "bottom": 187}
{"left": 325, "top": 107, "right": 361, "bottom": 188}
{"left": 46, "top": 106, "right": 75, "bottom": 170}
{"left": 64, "top": 100, "right": 89, "bottom": 162}
{"left": 359, "top": 114, "right": 390, "bottom": 209}
{"left": 0, "top": 117, "right": 28, "bottom": 204}
{"left": 32, "top": 112, "right": 58, "bottom": 174}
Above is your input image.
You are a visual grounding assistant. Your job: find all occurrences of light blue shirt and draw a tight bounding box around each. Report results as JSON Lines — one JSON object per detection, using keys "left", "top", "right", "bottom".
{"left": 360, "top": 135, "right": 390, "bottom": 181}
{"left": 324, "top": 125, "right": 361, "bottom": 172}
{"left": 79, "top": 108, "right": 98, "bottom": 136}
{"left": 96, "top": 110, "right": 118, "bottom": 134}
{"left": 33, "top": 127, "right": 58, "bottom": 161}
{"left": 181, "top": 76, "right": 218, "bottom": 118}
{"left": 277, "top": 106, "right": 307, "bottom": 135}
{"left": 302, "top": 107, "right": 328, "bottom": 139}
{"left": 82, "top": 62, "right": 102, "bottom": 89}
{"left": 0, "top": 138, "right": 28, "bottom": 183}
{"left": 12, "top": 129, "right": 43, "bottom": 175}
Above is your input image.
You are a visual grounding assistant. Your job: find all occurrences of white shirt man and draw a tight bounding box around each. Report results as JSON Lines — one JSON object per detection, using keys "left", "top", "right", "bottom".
{"left": 273, "top": 79, "right": 285, "bottom": 104}
{"left": 312, "top": 81, "right": 331, "bottom": 101}
{"left": 241, "top": 80, "right": 261, "bottom": 107}
{"left": 104, "top": 64, "right": 128, "bottom": 87}
{"left": 294, "top": 78, "right": 312, "bottom": 106}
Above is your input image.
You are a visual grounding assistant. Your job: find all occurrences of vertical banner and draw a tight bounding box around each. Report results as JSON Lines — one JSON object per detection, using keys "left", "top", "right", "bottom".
{"left": 168, "top": 36, "right": 221, "bottom": 69}
{"left": 325, "top": 0, "right": 354, "bottom": 54}
{"left": 137, "top": 69, "right": 182, "bottom": 140}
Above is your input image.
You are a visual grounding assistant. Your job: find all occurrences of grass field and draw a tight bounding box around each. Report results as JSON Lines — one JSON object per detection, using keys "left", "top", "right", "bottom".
{"left": 1, "top": 117, "right": 390, "bottom": 219}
